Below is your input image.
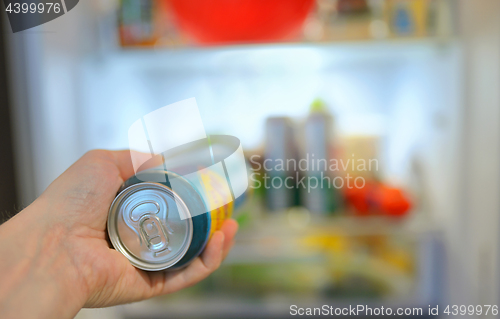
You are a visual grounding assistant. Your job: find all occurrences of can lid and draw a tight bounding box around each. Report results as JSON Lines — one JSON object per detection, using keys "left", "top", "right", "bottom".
{"left": 107, "top": 182, "right": 193, "bottom": 271}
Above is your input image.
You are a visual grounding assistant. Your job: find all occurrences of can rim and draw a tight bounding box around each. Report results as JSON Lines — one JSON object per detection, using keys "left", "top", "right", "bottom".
{"left": 107, "top": 182, "right": 193, "bottom": 271}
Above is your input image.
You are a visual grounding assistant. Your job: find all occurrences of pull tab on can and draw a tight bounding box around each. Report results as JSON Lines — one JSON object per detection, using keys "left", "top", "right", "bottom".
{"left": 126, "top": 199, "right": 171, "bottom": 255}
{"left": 140, "top": 215, "right": 170, "bottom": 255}
{"left": 107, "top": 182, "right": 193, "bottom": 271}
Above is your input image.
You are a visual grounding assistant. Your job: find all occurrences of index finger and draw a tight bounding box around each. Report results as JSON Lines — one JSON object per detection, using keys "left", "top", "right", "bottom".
{"left": 111, "top": 150, "right": 164, "bottom": 181}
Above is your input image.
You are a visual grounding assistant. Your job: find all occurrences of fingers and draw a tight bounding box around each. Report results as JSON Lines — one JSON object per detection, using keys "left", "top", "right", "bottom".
{"left": 133, "top": 219, "right": 238, "bottom": 300}
{"left": 219, "top": 219, "right": 239, "bottom": 259}
{"left": 157, "top": 219, "right": 239, "bottom": 295}
{"left": 110, "top": 150, "right": 164, "bottom": 181}
{"left": 200, "top": 231, "right": 225, "bottom": 270}
{"left": 155, "top": 231, "right": 225, "bottom": 295}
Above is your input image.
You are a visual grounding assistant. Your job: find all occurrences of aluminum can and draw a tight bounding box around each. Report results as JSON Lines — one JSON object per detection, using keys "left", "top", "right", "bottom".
{"left": 107, "top": 169, "right": 236, "bottom": 271}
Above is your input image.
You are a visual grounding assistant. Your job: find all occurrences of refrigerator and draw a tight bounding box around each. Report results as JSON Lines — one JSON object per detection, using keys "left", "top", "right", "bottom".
{"left": 3, "top": 0, "right": 500, "bottom": 318}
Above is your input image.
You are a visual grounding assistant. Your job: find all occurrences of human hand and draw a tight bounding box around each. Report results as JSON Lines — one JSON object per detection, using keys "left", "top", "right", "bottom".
{"left": 0, "top": 150, "right": 238, "bottom": 319}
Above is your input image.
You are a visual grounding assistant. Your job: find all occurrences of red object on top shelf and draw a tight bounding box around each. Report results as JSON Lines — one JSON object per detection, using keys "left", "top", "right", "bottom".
{"left": 164, "top": 0, "right": 316, "bottom": 45}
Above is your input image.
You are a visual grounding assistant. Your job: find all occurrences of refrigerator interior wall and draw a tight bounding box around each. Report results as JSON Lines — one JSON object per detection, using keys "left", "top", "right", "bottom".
{"left": 450, "top": 0, "right": 500, "bottom": 308}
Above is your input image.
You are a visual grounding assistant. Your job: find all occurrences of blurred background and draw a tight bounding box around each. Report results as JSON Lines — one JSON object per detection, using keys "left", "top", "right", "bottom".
{"left": 1, "top": 0, "right": 500, "bottom": 318}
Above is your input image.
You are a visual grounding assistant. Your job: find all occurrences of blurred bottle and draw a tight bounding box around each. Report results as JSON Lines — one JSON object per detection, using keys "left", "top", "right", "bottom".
{"left": 119, "top": 0, "right": 160, "bottom": 47}
{"left": 388, "top": 0, "right": 430, "bottom": 37}
{"left": 336, "top": 0, "right": 369, "bottom": 14}
{"left": 264, "top": 117, "right": 300, "bottom": 211}
{"left": 302, "top": 100, "right": 339, "bottom": 214}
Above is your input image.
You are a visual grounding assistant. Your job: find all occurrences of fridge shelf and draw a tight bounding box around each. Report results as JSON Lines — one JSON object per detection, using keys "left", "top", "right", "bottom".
{"left": 235, "top": 210, "right": 436, "bottom": 237}
{"left": 102, "top": 38, "right": 458, "bottom": 74}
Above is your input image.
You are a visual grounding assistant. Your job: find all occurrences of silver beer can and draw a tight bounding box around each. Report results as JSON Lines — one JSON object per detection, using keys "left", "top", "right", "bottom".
{"left": 108, "top": 167, "right": 239, "bottom": 271}
{"left": 107, "top": 180, "right": 194, "bottom": 271}
{"left": 108, "top": 135, "right": 248, "bottom": 271}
